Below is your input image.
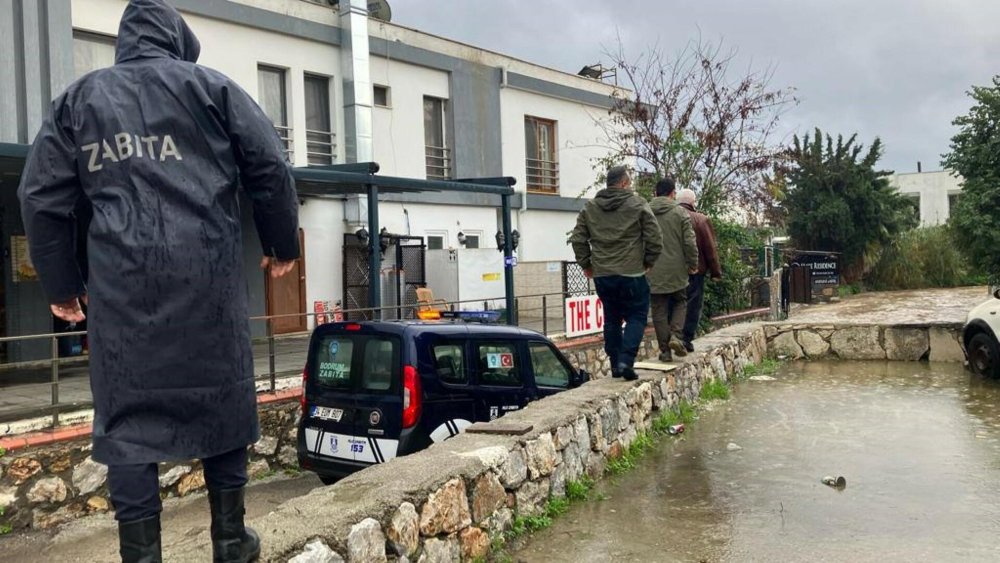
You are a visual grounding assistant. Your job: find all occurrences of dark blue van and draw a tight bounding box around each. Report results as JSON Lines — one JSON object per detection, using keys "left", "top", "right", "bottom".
{"left": 297, "top": 320, "right": 588, "bottom": 483}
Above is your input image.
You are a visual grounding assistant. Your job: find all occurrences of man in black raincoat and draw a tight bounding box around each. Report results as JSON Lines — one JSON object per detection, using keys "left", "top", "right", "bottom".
{"left": 18, "top": 1, "right": 299, "bottom": 561}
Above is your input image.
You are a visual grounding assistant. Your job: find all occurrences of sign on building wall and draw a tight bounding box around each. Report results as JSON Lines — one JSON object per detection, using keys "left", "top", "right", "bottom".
{"left": 11, "top": 236, "right": 37, "bottom": 282}
{"left": 565, "top": 294, "right": 604, "bottom": 338}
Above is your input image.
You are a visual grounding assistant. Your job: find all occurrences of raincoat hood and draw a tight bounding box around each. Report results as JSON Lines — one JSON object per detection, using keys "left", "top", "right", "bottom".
{"left": 116, "top": 0, "right": 201, "bottom": 64}
{"left": 650, "top": 197, "right": 680, "bottom": 215}
{"left": 593, "top": 187, "right": 635, "bottom": 211}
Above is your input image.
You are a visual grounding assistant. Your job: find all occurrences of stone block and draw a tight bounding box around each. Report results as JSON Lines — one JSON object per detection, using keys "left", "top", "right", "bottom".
{"left": 885, "top": 328, "right": 929, "bottom": 361}
{"left": 7, "top": 458, "right": 42, "bottom": 484}
{"left": 471, "top": 472, "right": 506, "bottom": 524}
{"left": 929, "top": 327, "right": 965, "bottom": 362}
{"left": 514, "top": 479, "right": 549, "bottom": 517}
{"left": 387, "top": 502, "right": 419, "bottom": 557}
{"left": 525, "top": 433, "right": 558, "bottom": 479}
{"left": 796, "top": 330, "right": 830, "bottom": 358}
{"left": 419, "top": 478, "right": 471, "bottom": 536}
{"left": 418, "top": 537, "right": 460, "bottom": 563}
{"left": 347, "top": 518, "right": 387, "bottom": 563}
{"left": 0, "top": 486, "right": 17, "bottom": 510}
{"left": 278, "top": 446, "right": 298, "bottom": 468}
{"left": 72, "top": 457, "right": 108, "bottom": 495}
{"left": 830, "top": 326, "right": 885, "bottom": 360}
{"left": 158, "top": 465, "right": 191, "bottom": 489}
{"left": 770, "top": 331, "right": 803, "bottom": 359}
{"left": 289, "top": 539, "right": 345, "bottom": 563}
{"left": 253, "top": 436, "right": 279, "bottom": 457}
{"left": 459, "top": 527, "right": 490, "bottom": 561}
{"left": 177, "top": 470, "right": 205, "bottom": 497}
{"left": 553, "top": 424, "right": 574, "bottom": 451}
{"left": 27, "top": 477, "right": 68, "bottom": 504}
{"left": 499, "top": 448, "right": 527, "bottom": 488}
{"left": 248, "top": 459, "right": 271, "bottom": 480}
{"left": 86, "top": 496, "right": 110, "bottom": 513}
{"left": 483, "top": 507, "right": 513, "bottom": 536}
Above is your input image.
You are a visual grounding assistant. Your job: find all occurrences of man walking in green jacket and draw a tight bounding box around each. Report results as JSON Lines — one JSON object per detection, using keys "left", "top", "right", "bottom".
{"left": 569, "top": 166, "right": 663, "bottom": 380}
{"left": 647, "top": 178, "right": 698, "bottom": 362}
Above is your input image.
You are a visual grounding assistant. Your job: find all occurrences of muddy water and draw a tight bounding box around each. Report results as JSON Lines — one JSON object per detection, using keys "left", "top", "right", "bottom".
{"left": 515, "top": 361, "right": 1000, "bottom": 562}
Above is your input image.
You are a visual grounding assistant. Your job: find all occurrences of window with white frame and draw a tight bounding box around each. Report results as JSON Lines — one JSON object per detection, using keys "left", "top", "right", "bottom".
{"left": 73, "top": 30, "right": 116, "bottom": 79}
{"left": 304, "top": 73, "right": 335, "bottom": 165}
{"left": 423, "top": 96, "right": 451, "bottom": 180}
{"left": 525, "top": 116, "right": 559, "bottom": 194}
{"left": 257, "top": 65, "right": 292, "bottom": 159}
{"left": 426, "top": 231, "right": 447, "bottom": 250}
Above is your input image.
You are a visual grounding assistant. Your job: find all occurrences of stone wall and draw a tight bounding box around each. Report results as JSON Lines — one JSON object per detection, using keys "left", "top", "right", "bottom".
{"left": 0, "top": 401, "right": 302, "bottom": 532}
{"left": 765, "top": 323, "right": 965, "bottom": 362}
{"left": 162, "top": 323, "right": 769, "bottom": 561}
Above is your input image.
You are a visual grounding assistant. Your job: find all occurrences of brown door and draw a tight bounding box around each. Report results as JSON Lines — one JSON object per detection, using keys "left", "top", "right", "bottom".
{"left": 266, "top": 229, "right": 307, "bottom": 334}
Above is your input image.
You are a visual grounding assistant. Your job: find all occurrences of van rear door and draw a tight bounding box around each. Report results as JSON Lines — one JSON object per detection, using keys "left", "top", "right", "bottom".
{"left": 303, "top": 329, "right": 402, "bottom": 465}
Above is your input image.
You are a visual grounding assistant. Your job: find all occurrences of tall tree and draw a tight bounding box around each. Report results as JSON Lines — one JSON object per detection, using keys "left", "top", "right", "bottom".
{"left": 596, "top": 36, "right": 795, "bottom": 222}
{"left": 942, "top": 76, "right": 1000, "bottom": 284}
{"left": 783, "top": 129, "right": 917, "bottom": 278}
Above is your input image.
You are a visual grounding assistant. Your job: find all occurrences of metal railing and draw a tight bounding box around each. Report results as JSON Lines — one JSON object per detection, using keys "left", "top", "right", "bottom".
{"left": 0, "top": 284, "right": 772, "bottom": 430}
{"left": 425, "top": 145, "right": 451, "bottom": 180}
{"left": 526, "top": 157, "right": 559, "bottom": 193}
{"left": 306, "top": 128, "right": 336, "bottom": 165}
{"left": 274, "top": 124, "right": 294, "bottom": 161}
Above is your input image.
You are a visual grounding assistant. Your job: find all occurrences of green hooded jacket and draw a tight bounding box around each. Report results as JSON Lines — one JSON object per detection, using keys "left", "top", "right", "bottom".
{"left": 646, "top": 197, "right": 698, "bottom": 293}
{"left": 569, "top": 188, "right": 663, "bottom": 277}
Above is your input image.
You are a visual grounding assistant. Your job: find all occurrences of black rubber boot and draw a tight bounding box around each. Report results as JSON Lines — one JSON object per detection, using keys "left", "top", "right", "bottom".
{"left": 118, "top": 515, "right": 162, "bottom": 563}
{"left": 209, "top": 488, "right": 261, "bottom": 563}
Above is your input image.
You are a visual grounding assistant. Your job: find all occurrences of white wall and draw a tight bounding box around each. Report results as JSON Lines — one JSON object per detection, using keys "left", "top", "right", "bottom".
{"left": 518, "top": 210, "right": 578, "bottom": 262}
{"left": 500, "top": 87, "right": 612, "bottom": 198}
{"left": 369, "top": 56, "right": 450, "bottom": 178}
{"left": 890, "top": 171, "right": 963, "bottom": 226}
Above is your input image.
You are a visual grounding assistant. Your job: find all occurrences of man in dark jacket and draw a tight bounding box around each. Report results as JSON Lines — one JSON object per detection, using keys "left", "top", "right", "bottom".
{"left": 18, "top": 1, "right": 299, "bottom": 561}
{"left": 569, "top": 166, "right": 663, "bottom": 380}
{"left": 646, "top": 178, "right": 698, "bottom": 362}
{"left": 677, "top": 189, "right": 723, "bottom": 351}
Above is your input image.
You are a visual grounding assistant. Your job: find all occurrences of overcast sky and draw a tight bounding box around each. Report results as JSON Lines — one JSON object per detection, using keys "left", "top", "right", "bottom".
{"left": 392, "top": 0, "right": 1000, "bottom": 174}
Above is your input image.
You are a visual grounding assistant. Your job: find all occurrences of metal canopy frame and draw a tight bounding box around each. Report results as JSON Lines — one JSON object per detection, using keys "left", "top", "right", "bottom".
{"left": 0, "top": 143, "right": 520, "bottom": 325}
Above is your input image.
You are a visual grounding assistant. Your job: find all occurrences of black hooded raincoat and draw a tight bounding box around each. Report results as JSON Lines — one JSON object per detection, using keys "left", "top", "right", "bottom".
{"left": 18, "top": 0, "right": 300, "bottom": 465}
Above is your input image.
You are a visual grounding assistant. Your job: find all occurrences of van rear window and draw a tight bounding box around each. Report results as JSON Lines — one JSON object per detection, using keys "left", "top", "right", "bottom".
{"left": 313, "top": 334, "right": 399, "bottom": 393}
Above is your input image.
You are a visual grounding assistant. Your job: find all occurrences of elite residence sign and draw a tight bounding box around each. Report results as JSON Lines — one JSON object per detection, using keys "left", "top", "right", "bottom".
{"left": 565, "top": 295, "right": 604, "bottom": 338}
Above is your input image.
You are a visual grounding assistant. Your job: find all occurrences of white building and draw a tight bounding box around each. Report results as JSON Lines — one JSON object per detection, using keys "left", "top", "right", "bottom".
{"left": 0, "top": 0, "right": 620, "bottom": 349}
{"left": 889, "top": 170, "right": 963, "bottom": 227}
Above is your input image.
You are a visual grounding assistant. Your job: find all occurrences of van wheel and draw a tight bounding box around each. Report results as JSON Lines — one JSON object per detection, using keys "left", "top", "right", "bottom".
{"left": 319, "top": 475, "right": 339, "bottom": 486}
{"left": 969, "top": 333, "right": 1000, "bottom": 378}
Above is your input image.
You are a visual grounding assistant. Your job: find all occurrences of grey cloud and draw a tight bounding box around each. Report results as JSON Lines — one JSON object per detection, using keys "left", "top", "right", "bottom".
{"left": 392, "top": 0, "right": 1000, "bottom": 172}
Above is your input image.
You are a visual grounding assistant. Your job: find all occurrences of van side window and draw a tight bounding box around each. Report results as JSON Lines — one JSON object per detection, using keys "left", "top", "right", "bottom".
{"left": 529, "top": 342, "right": 572, "bottom": 389}
{"left": 317, "top": 337, "right": 354, "bottom": 389}
{"left": 476, "top": 342, "right": 521, "bottom": 387}
{"left": 433, "top": 344, "right": 467, "bottom": 385}
{"left": 361, "top": 338, "right": 396, "bottom": 391}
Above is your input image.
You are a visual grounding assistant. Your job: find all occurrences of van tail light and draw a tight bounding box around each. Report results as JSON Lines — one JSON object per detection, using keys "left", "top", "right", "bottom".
{"left": 402, "top": 365, "right": 422, "bottom": 429}
{"left": 300, "top": 367, "right": 308, "bottom": 413}
{"left": 345, "top": 323, "right": 363, "bottom": 331}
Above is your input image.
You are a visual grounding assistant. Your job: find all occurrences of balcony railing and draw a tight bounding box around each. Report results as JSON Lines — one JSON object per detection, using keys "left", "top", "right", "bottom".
{"left": 274, "top": 124, "right": 294, "bottom": 161}
{"left": 306, "top": 128, "right": 337, "bottom": 165}
{"left": 425, "top": 145, "right": 452, "bottom": 180}
{"left": 526, "top": 157, "right": 559, "bottom": 193}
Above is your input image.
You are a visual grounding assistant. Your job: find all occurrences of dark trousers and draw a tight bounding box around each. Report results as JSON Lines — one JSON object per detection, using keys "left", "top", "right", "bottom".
{"left": 594, "top": 275, "right": 650, "bottom": 371}
{"left": 108, "top": 447, "right": 249, "bottom": 523}
{"left": 683, "top": 273, "right": 707, "bottom": 344}
{"left": 651, "top": 288, "right": 687, "bottom": 351}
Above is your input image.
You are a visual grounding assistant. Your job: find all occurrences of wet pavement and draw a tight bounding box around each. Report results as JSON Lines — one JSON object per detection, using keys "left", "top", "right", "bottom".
{"left": 515, "top": 361, "right": 1000, "bottom": 562}
{"left": 789, "top": 286, "right": 989, "bottom": 326}
{"left": 0, "top": 472, "right": 324, "bottom": 562}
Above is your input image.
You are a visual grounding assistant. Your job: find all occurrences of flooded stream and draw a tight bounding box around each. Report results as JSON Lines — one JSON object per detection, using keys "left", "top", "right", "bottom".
{"left": 515, "top": 361, "right": 1000, "bottom": 562}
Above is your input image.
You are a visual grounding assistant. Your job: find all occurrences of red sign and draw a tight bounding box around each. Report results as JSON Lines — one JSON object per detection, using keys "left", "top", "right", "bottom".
{"left": 500, "top": 353, "right": 514, "bottom": 368}
{"left": 314, "top": 301, "right": 327, "bottom": 325}
{"left": 564, "top": 295, "right": 604, "bottom": 338}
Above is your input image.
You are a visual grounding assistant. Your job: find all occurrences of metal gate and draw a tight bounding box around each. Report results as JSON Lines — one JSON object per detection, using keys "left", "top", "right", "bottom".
{"left": 342, "top": 234, "right": 427, "bottom": 321}
{"left": 562, "top": 261, "right": 592, "bottom": 296}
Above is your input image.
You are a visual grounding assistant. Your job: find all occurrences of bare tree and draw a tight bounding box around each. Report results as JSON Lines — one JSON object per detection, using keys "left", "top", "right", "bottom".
{"left": 595, "top": 35, "right": 796, "bottom": 224}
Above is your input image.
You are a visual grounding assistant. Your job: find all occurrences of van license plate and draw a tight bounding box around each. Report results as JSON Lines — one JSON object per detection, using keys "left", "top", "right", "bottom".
{"left": 312, "top": 406, "right": 344, "bottom": 422}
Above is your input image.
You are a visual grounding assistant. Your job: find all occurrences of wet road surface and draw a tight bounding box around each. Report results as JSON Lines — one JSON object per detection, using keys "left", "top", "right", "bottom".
{"left": 0, "top": 472, "right": 323, "bottom": 562}
{"left": 516, "top": 361, "right": 1000, "bottom": 562}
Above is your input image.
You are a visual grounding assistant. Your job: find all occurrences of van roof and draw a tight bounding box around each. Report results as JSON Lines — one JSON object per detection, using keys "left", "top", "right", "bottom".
{"left": 316, "top": 320, "right": 544, "bottom": 339}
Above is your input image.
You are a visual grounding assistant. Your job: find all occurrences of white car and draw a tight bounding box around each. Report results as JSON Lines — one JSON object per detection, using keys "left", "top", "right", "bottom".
{"left": 963, "top": 288, "right": 1000, "bottom": 378}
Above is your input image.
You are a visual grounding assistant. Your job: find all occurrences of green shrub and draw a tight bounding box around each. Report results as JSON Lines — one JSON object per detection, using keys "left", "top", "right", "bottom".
{"left": 867, "top": 226, "right": 983, "bottom": 290}
{"left": 699, "top": 379, "right": 731, "bottom": 401}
